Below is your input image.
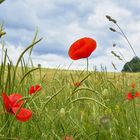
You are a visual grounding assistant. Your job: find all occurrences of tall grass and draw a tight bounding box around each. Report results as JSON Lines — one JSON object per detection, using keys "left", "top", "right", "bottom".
{"left": 0, "top": 16, "right": 140, "bottom": 140}
{"left": 0, "top": 48, "right": 140, "bottom": 140}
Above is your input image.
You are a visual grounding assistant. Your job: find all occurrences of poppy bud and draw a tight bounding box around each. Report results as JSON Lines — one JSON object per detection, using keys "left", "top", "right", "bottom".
{"left": 113, "top": 43, "right": 116, "bottom": 47}
{"left": 60, "top": 108, "right": 65, "bottom": 118}
{"left": 38, "top": 64, "right": 41, "bottom": 68}
{"left": 106, "top": 15, "right": 111, "bottom": 20}
{"left": 115, "top": 105, "right": 120, "bottom": 112}
{"left": 0, "top": 31, "right": 6, "bottom": 38}
{"left": 100, "top": 116, "right": 110, "bottom": 125}
{"left": 100, "top": 116, "right": 111, "bottom": 129}
{"left": 102, "top": 89, "right": 109, "bottom": 98}
{"left": 109, "top": 27, "right": 116, "bottom": 32}
{"left": 106, "top": 15, "right": 117, "bottom": 23}
{"left": 80, "top": 110, "right": 84, "bottom": 121}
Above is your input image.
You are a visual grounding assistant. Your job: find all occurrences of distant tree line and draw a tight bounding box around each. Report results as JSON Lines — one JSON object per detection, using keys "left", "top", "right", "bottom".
{"left": 122, "top": 56, "right": 140, "bottom": 72}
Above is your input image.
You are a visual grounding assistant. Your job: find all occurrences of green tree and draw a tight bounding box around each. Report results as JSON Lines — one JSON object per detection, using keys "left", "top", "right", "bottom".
{"left": 122, "top": 56, "right": 140, "bottom": 72}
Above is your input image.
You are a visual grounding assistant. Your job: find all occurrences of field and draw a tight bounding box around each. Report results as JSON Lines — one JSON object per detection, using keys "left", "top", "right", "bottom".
{"left": 0, "top": 3, "right": 140, "bottom": 139}
{"left": 1, "top": 60, "right": 140, "bottom": 140}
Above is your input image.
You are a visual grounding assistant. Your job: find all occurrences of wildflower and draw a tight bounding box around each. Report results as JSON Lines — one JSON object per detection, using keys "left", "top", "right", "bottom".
{"left": 68, "top": 37, "right": 96, "bottom": 60}
{"left": 29, "top": 84, "right": 41, "bottom": 95}
{"left": 127, "top": 92, "right": 139, "bottom": 100}
{"left": 74, "top": 82, "right": 81, "bottom": 87}
{"left": 131, "top": 83, "right": 135, "bottom": 88}
{"left": 2, "top": 93, "right": 32, "bottom": 122}
{"left": 127, "top": 82, "right": 139, "bottom": 100}
{"left": 64, "top": 136, "right": 73, "bottom": 140}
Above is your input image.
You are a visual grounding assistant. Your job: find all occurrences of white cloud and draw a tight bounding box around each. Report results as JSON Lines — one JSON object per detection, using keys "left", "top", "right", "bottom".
{"left": 0, "top": 0, "right": 140, "bottom": 71}
{"left": 87, "top": 0, "right": 131, "bottom": 29}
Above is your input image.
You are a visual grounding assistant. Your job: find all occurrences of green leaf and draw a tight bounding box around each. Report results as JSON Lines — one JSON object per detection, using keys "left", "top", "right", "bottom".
{"left": 0, "top": 0, "right": 5, "bottom": 4}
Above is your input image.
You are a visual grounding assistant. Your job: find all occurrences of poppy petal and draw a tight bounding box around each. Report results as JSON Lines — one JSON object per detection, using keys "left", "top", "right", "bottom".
{"left": 29, "top": 86, "right": 35, "bottom": 95}
{"left": 131, "top": 83, "right": 135, "bottom": 88}
{"left": 64, "top": 136, "right": 73, "bottom": 140}
{"left": 35, "top": 85, "right": 41, "bottom": 91}
{"left": 68, "top": 37, "right": 96, "bottom": 60}
{"left": 74, "top": 82, "right": 81, "bottom": 87}
{"left": 127, "top": 92, "right": 133, "bottom": 100}
{"left": 12, "top": 107, "right": 32, "bottom": 122}
{"left": 1, "top": 93, "right": 10, "bottom": 112}
{"left": 134, "top": 92, "right": 139, "bottom": 97}
{"left": 9, "top": 94, "right": 24, "bottom": 107}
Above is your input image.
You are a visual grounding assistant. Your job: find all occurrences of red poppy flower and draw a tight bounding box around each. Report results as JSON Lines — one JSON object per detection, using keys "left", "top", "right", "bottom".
{"left": 64, "top": 136, "right": 73, "bottom": 140}
{"left": 2, "top": 93, "right": 32, "bottom": 122}
{"left": 68, "top": 37, "right": 97, "bottom": 60}
{"left": 131, "top": 83, "right": 135, "bottom": 88}
{"left": 74, "top": 82, "right": 81, "bottom": 87}
{"left": 29, "top": 84, "right": 41, "bottom": 95}
{"left": 127, "top": 92, "right": 139, "bottom": 100}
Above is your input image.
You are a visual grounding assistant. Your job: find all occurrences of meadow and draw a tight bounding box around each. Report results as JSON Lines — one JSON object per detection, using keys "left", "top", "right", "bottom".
{"left": 0, "top": 2, "right": 140, "bottom": 139}
{"left": 0, "top": 48, "right": 140, "bottom": 140}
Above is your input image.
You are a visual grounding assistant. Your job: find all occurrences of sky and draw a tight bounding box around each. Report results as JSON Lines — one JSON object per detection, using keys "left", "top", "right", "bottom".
{"left": 0, "top": 0, "right": 140, "bottom": 71}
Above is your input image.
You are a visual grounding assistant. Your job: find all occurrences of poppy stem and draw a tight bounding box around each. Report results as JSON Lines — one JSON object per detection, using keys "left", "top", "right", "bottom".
{"left": 132, "top": 99, "right": 139, "bottom": 138}
{"left": 87, "top": 57, "right": 89, "bottom": 72}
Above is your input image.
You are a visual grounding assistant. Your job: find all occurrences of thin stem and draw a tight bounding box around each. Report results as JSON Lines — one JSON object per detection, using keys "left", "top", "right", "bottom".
{"left": 132, "top": 99, "right": 139, "bottom": 138}
{"left": 96, "top": 125, "right": 101, "bottom": 140}
{"left": 115, "top": 22, "right": 140, "bottom": 70}
{"left": 114, "top": 45, "right": 133, "bottom": 72}
{"left": 87, "top": 57, "right": 89, "bottom": 72}
{"left": 115, "top": 23, "right": 137, "bottom": 56}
